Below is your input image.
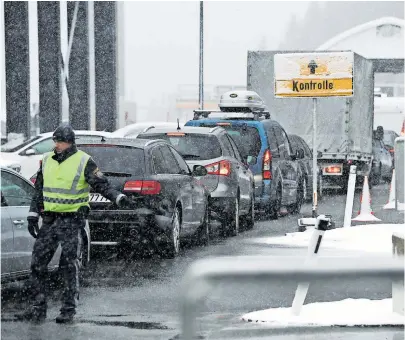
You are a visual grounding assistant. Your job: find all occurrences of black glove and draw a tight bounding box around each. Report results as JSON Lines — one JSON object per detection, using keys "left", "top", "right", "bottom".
{"left": 118, "top": 195, "right": 134, "bottom": 209}
{"left": 27, "top": 217, "right": 40, "bottom": 239}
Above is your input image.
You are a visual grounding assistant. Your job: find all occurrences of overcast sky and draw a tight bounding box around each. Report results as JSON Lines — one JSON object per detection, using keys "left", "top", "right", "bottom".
{"left": 1, "top": 1, "right": 309, "bottom": 121}
{"left": 124, "top": 1, "right": 309, "bottom": 106}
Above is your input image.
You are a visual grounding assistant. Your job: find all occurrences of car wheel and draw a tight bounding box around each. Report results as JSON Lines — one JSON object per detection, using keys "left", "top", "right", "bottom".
{"left": 302, "top": 177, "right": 308, "bottom": 201}
{"left": 241, "top": 193, "right": 255, "bottom": 230}
{"left": 268, "top": 185, "right": 281, "bottom": 220}
{"left": 289, "top": 181, "right": 303, "bottom": 215}
{"left": 371, "top": 164, "right": 381, "bottom": 186}
{"left": 162, "top": 206, "right": 181, "bottom": 258}
{"left": 228, "top": 197, "right": 240, "bottom": 237}
{"left": 196, "top": 202, "right": 210, "bottom": 246}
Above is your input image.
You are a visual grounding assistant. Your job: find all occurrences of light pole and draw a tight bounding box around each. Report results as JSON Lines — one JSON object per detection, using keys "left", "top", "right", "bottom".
{"left": 198, "top": 1, "right": 204, "bottom": 110}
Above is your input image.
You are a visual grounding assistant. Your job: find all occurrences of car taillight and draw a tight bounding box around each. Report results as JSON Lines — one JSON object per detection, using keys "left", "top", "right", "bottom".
{"left": 205, "top": 160, "right": 231, "bottom": 176}
{"left": 124, "top": 180, "right": 161, "bottom": 195}
{"left": 324, "top": 166, "right": 342, "bottom": 174}
{"left": 263, "top": 149, "right": 272, "bottom": 179}
{"left": 30, "top": 178, "right": 36, "bottom": 184}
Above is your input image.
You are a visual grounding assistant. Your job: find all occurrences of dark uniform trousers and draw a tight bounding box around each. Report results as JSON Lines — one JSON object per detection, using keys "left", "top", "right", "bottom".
{"left": 30, "top": 214, "right": 84, "bottom": 314}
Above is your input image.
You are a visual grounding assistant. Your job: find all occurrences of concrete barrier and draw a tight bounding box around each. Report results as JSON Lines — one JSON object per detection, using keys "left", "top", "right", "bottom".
{"left": 392, "top": 232, "right": 404, "bottom": 316}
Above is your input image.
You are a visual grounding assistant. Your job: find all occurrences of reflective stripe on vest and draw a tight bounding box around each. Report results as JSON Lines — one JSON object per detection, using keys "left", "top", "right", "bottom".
{"left": 43, "top": 197, "right": 88, "bottom": 204}
{"left": 42, "top": 151, "right": 90, "bottom": 212}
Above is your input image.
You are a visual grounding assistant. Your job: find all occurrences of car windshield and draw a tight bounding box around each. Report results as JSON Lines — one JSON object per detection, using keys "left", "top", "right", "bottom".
{"left": 79, "top": 145, "right": 145, "bottom": 176}
{"left": 140, "top": 133, "right": 222, "bottom": 160}
{"left": 0, "top": 136, "right": 41, "bottom": 152}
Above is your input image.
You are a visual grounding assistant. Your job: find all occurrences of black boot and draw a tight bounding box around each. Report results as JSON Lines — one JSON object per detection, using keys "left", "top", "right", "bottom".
{"left": 14, "top": 308, "right": 46, "bottom": 323}
{"left": 55, "top": 311, "right": 75, "bottom": 324}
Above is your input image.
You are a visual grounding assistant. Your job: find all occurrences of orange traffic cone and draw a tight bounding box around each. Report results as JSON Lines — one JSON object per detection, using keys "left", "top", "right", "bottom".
{"left": 383, "top": 169, "right": 396, "bottom": 210}
{"left": 352, "top": 176, "right": 381, "bottom": 222}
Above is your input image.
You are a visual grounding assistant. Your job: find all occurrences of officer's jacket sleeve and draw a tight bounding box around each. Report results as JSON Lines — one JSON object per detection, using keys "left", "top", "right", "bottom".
{"left": 84, "top": 157, "right": 125, "bottom": 205}
{"left": 28, "top": 167, "right": 44, "bottom": 218}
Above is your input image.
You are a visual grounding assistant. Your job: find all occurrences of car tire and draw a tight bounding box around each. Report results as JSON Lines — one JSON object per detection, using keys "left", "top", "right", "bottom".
{"left": 302, "top": 177, "right": 308, "bottom": 202}
{"left": 371, "top": 164, "right": 381, "bottom": 186}
{"left": 161, "top": 206, "right": 181, "bottom": 259}
{"left": 241, "top": 193, "right": 255, "bottom": 230}
{"left": 289, "top": 181, "right": 303, "bottom": 215}
{"left": 196, "top": 202, "right": 210, "bottom": 246}
{"left": 228, "top": 197, "right": 240, "bottom": 237}
{"left": 268, "top": 185, "right": 281, "bottom": 220}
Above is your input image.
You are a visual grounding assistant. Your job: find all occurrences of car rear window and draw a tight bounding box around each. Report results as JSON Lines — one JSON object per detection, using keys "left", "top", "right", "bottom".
{"left": 383, "top": 132, "right": 396, "bottom": 147}
{"left": 220, "top": 126, "right": 261, "bottom": 158}
{"left": 139, "top": 134, "right": 222, "bottom": 160}
{"left": 79, "top": 145, "right": 145, "bottom": 176}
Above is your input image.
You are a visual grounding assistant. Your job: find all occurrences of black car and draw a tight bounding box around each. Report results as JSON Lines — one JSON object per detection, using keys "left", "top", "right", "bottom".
{"left": 77, "top": 137, "right": 210, "bottom": 258}
{"left": 289, "top": 134, "right": 323, "bottom": 202}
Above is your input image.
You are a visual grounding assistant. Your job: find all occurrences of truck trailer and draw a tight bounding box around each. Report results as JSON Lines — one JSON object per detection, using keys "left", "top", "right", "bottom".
{"left": 247, "top": 50, "right": 374, "bottom": 190}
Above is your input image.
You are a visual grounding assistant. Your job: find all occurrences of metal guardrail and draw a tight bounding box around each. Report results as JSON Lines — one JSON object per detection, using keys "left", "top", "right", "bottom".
{"left": 180, "top": 256, "right": 404, "bottom": 339}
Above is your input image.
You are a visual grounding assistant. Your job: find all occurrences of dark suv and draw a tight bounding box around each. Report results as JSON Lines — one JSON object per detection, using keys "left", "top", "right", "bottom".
{"left": 77, "top": 137, "right": 210, "bottom": 258}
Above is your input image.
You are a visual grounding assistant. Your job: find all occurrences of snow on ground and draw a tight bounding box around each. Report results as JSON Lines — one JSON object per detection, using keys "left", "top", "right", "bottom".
{"left": 242, "top": 298, "right": 404, "bottom": 327}
{"left": 250, "top": 224, "right": 405, "bottom": 254}
{"left": 242, "top": 224, "right": 405, "bottom": 327}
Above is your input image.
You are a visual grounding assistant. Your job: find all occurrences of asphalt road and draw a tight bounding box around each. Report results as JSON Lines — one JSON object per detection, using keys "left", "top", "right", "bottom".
{"left": 1, "top": 183, "right": 404, "bottom": 340}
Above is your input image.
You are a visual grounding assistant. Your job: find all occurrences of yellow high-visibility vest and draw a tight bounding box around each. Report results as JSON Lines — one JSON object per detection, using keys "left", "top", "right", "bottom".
{"left": 42, "top": 150, "right": 90, "bottom": 212}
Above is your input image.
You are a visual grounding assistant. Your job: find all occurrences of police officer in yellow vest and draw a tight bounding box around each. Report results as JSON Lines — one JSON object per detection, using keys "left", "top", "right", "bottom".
{"left": 16, "top": 124, "right": 133, "bottom": 324}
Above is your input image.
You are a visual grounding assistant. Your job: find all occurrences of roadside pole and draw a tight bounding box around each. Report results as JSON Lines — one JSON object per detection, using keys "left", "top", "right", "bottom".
{"left": 198, "top": 1, "right": 204, "bottom": 110}
{"left": 312, "top": 97, "right": 318, "bottom": 217}
{"left": 343, "top": 165, "right": 357, "bottom": 227}
{"left": 291, "top": 215, "right": 332, "bottom": 316}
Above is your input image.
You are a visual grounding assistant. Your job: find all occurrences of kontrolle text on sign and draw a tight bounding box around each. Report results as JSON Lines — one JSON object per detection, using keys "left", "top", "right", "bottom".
{"left": 274, "top": 52, "right": 354, "bottom": 98}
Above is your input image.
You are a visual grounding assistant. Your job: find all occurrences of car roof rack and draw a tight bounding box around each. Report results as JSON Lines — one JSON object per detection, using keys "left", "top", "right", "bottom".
{"left": 193, "top": 90, "right": 270, "bottom": 120}
{"left": 193, "top": 110, "right": 270, "bottom": 121}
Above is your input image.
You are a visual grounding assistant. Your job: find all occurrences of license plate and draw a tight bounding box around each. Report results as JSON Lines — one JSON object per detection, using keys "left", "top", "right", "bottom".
{"left": 89, "top": 193, "right": 111, "bottom": 203}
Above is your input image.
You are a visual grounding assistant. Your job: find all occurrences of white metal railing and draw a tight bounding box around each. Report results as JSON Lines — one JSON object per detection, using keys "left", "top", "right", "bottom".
{"left": 180, "top": 256, "right": 404, "bottom": 339}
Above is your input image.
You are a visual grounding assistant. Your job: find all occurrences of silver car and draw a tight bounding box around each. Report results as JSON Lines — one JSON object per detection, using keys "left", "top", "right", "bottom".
{"left": 1, "top": 167, "right": 91, "bottom": 282}
{"left": 137, "top": 126, "right": 255, "bottom": 236}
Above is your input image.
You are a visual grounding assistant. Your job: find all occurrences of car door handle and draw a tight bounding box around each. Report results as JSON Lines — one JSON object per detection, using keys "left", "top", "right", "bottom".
{"left": 13, "top": 220, "right": 25, "bottom": 227}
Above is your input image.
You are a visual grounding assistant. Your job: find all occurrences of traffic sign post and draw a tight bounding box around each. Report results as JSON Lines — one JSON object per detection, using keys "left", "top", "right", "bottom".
{"left": 274, "top": 51, "right": 354, "bottom": 216}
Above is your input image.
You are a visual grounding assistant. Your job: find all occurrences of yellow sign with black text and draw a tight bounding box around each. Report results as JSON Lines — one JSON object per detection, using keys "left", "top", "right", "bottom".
{"left": 274, "top": 52, "right": 354, "bottom": 98}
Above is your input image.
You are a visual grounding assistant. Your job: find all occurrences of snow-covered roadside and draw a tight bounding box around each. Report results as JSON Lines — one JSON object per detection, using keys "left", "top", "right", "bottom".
{"left": 250, "top": 224, "right": 405, "bottom": 254}
{"left": 242, "top": 298, "right": 404, "bottom": 327}
{"left": 242, "top": 224, "right": 404, "bottom": 327}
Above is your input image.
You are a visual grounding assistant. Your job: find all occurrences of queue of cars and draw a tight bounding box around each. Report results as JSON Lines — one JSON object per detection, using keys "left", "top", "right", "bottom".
{"left": 1, "top": 90, "right": 397, "bottom": 277}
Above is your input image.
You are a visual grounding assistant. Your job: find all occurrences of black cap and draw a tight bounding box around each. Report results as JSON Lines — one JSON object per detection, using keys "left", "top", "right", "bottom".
{"left": 53, "top": 124, "right": 75, "bottom": 143}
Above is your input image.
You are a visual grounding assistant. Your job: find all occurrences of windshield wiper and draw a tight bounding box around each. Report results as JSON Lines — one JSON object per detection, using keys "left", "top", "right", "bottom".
{"left": 181, "top": 154, "right": 201, "bottom": 159}
{"left": 102, "top": 171, "right": 132, "bottom": 177}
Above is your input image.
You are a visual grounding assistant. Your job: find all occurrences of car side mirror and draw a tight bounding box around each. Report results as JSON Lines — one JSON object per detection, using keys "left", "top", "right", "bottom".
{"left": 25, "top": 148, "right": 36, "bottom": 156}
{"left": 192, "top": 165, "right": 208, "bottom": 177}
{"left": 246, "top": 155, "right": 257, "bottom": 165}
{"left": 296, "top": 148, "right": 305, "bottom": 159}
